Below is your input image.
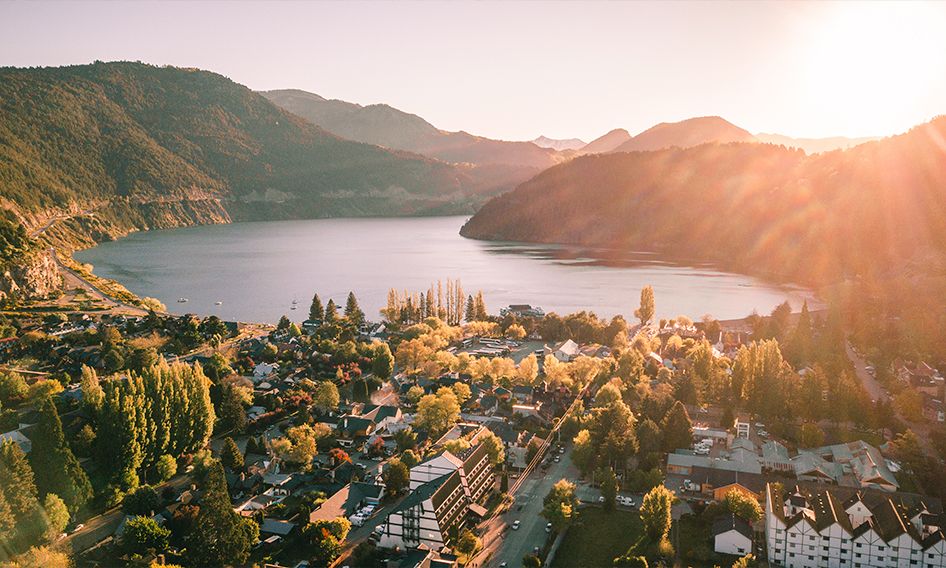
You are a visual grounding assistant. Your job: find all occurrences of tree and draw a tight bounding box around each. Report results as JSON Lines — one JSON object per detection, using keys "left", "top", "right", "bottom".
{"left": 385, "top": 459, "right": 410, "bottom": 495}
{"left": 455, "top": 527, "right": 479, "bottom": 557}
{"left": 27, "top": 397, "right": 91, "bottom": 514}
{"left": 799, "top": 422, "right": 825, "bottom": 448}
{"left": 634, "top": 285, "right": 655, "bottom": 325}
{"left": 309, "top": 293, "right": 324, "bottom": 322}
{"left": 640, "top": 485, "right": 674, "bottom": 543}
{"left": 0, "top": 439, "right": 44, "bottom": 548}
{"left": 121, "top": 515, "right": 170, "bottom": 555}
{"left": 372, "top": 342, "right": 394, "bottom": 381}
{"left": 600, "top": 467, "right": 618, "bottom": 513}
{"left": 443, "top": 438, "right": 471, "bottom": 456}
{"left": 723, "top": 489, "right": 763, "bottom": 522}
{"left": 501, "top": 471, "right": 509, "bottom": 493}
{"left": 352, "top": 377, "right": 369, "bottom": 403}
{"left": 541, "top": 479, "right": 579, "bottom": 532}
{"left": 400, "top": 449, "right": 420, "bottom": 468}
{"left": 478, "top": 431, "right": 506, "bottom": 467}
{"left": 475, "top": 290, "right": 488, "bottom": 321}
{"left": 313, "top": 380, "right": 340, "bottom": 412}
{"left": 661, "top": 401, "right": 693, "bottom": 452}
{"left": 452, "top": 382, "right": 471, "bottom": 406}
{"left": 415, "top": 387, "right": 461, "bottom": 438}
{"left": 324, "top": 299, "right": 339, "bottom": 323}
{"left": 122, "top": 485, "right": 161, "bottom": 516}
{"left": 42, "top": 493, "right": 69, "bottom": 537}
{"left": 156, "top": 454, "right": 177, "bottom": 483}
{"left": 526, "top": 438, "right": 543, "bottom": 467}
{"left": 720, "top": 407, "right": 735, "bottom": 430}
{"left": 220, "top": 437, "right": 244, "bottom": 470}
{"left": 187, "top": 461, "right": 259, "bottom": 566}
{"left": 465, "top": 295, "right": 476, "bottom": 323}
{"left": 218, "top": 383, "right": 247, "bottom": 433}
{"left": 345, "top": 292, "right": 365, "bottom": 325}
{"left": 394, "top": 428, "right": 417, "bottom": 453}
{"left": 570, "top": 430, "right": 595, "bottom": 476}
{"left": 523, "top": 554, "right": 541, "bottom": 568}
{"left": 277, "top": 315, "right": 292, "bottom": 330}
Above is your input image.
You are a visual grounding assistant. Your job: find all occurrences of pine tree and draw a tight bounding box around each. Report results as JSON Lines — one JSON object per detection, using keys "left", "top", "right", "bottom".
{"left": 465, "top": 295, "right": 475, "bottom": 323}
{"left": 309, "top": 293, "right": 324, "bottom": 322}
{"left": 325, "top": 299, "right": 338, "bottom": 323}
{"left": 220, "top": 438, "right": 244, "bottom": 470}
{"left": 218, "top": 383, "right": 246, "bottom": 433}
{"left": 28, "top": 397, "right": 92, "bottom": 514}
{"left": 345, "top": 292, "right": 365, "bottom": 325}
{"left": 188, "top": 461, "right": 259, "bottom": 566}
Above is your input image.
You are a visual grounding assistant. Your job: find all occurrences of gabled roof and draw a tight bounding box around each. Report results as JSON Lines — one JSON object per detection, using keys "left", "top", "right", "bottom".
{"left": 712, "top": 513, "right": 752, "bottom": 540}
{"left": 393, "top": 472, "right": 455, "bottom": 515}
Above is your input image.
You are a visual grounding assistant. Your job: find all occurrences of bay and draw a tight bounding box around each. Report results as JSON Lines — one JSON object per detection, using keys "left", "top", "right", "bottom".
{"left": 74, "top": 216, "right": 819, "bottom": 325}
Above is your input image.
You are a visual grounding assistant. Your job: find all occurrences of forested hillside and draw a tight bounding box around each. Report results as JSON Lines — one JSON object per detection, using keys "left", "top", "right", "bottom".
{"left": 462, "top": 116, "right": 946, "bottom": 288}
{"left": 0, "top": 62, "right": 492, "bottom": 240}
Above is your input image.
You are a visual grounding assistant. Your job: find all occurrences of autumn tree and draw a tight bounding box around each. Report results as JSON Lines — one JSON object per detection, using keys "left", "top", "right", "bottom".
{"left": 640, "top": 484, "right": 674, "bottom": 544}
{"left": 313, "top": 380, "right": 340, "bottom": 413}
{"left": 415, "top": 387, "right": 461, "bottom": 438}
{"left": 478, "top": 431, "right": 505, "bottom": 467}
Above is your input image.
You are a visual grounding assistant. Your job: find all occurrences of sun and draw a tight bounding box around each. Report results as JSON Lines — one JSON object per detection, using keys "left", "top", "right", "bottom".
{"left": 794, "top": 1, "right": 946, "bottom": 136}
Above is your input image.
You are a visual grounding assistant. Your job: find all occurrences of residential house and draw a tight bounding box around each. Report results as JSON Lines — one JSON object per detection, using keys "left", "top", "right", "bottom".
{"left": 546, "top": 339, "right": 579, "bottom": 363}
{"left": 309, "top": 482, "right": 384, "bottom": 523}
{"left": 713, "top": 513, "right": 753, "bottom": 556}
{"left": 334, "top": 416, "right": 375, "bottom": 448}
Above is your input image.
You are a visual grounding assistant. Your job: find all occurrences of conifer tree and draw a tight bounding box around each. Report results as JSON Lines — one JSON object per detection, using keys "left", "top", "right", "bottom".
{"left": 325, "top": 299, "right": 338, "bottom": 323}
{"left": 220, "top": 438, "right": 244, "bottom": 470}
{"left": 309, "top": 293, "right": 324, "bottom": 322}
{"left": 465, "top": 295, "right": 475, "bottom": 323}
{"left": 0, "top": 440, "right": 43, "bottom": 549}
{"left": 188, "top": 461, "right": 258, "bottom": 566}
{"left": 345, "top": 292, "right": 365, "bottom": 325}
{"left": 28, "top": 397, "right": 92, "bottom": 514}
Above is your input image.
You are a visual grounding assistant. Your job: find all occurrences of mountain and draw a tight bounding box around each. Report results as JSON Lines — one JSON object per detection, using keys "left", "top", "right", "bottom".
{"left": 0, "top": 63, "right": 501, "bottom": 248}
{"left": 581, "top": 128, "right": 632, "bottom": 154}
{"left": 532, "top": 136, "right": 586, "bottom": 151}
{"left": 610, "top": 116, "right": 759, "bottom": 153}
{"left": 754, "top": 132, "right": 884, "bottom": 155}
{"left": 461, "top": 116, "right": 946, "bottom": 287}
{"left": 261, "top": 88, "right": 575, "bottom": 194}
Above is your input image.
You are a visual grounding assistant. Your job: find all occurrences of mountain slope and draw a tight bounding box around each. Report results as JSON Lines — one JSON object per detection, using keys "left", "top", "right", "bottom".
{"left": 581, "top": 128, "right": 631, "bottom": 154}
{"left": 0, "top": 63, "right": 490, "bottom": 241}
{"left": 461, "top": 117, "right": 946, "bottom": 286}
{"left": 754, "top": 132, "right": 884, "bottom": 155}
{"left": 610, "top": 116, "right": 759, "bottom": 153}
{"left": 532, "top": 136, "right": 586, "bottom": 151}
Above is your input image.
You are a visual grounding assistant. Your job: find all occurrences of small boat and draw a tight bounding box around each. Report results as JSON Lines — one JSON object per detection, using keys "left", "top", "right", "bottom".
{"left": 178, "top": 298, "right": 188, "bottom": 303}
{"left": 292, "top": 299, "right": 298, "bottom": 304}
{"left": 290, "top": 306, "right": 297, "bottom": 310}
{"left": 215, "top": 301, "right": 222, "bottom": 305}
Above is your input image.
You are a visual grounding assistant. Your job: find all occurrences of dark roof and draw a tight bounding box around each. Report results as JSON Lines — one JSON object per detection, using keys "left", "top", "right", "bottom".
{"left": 712, "top": 513, "right": 753, "bottom": 540}
{"left": 689, "top": 466, "right": 767, "bottom": 496}
{"left": 392, "top": 472, "right": 456, "bottom": 515}
{"left": 459, "top": 443, "right": 490, "bottom": 478}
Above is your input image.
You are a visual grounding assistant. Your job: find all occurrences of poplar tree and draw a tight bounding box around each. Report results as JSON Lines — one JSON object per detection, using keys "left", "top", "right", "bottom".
{"left": 475, "top": 291, "right": 488, "bottom": 321}
{"left": 309, "top": 293, "right": 324, "bottom": 322}
{"left": 188, "top": 461, "right": 258, "bottom": 566}
{"left": 28, "top": 397, "right": 92, "bottom": 514}
{"left": 635, "top": 285, "right": 655, "bottom": 325}
{"left": 0, "top": 440, "right": 43, "bottom": 549}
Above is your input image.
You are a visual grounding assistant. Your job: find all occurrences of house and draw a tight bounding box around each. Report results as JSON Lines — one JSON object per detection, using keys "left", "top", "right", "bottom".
{"left": 546, "top": 339, "right": 579, "bottom": 362}
{"left": 334, "top": 416, "right": 375, "bottom": 448}
{"left": 688, "top": 466, "right": 767, "bottom": 502}
{"left": 0, "top": 430, "right": 32, "bottom": 453}
{"left": 378, "top": 472, "right": 467, "bottom": 551}
{"left": 923, "top": 393, "right": 946, "bottom": 423}
{"left": 361, "top": 405, "right": 404, "bottom": 433}
{"left": 394, "top": 548, "right": 458, "bottom": 568}
{"left": 765, "top": 482, "right": 946, "bottom": 568}
{"left": 309, "top": 482, "right": 384, "bottom": 523}
{"left": 713, "top": 513, "right": 753, "bottom": 556}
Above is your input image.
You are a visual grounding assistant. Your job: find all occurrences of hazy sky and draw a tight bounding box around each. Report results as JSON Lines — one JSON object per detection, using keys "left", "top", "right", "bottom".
{"left": 3, "top": 1, "right": 946, "bottom": 143}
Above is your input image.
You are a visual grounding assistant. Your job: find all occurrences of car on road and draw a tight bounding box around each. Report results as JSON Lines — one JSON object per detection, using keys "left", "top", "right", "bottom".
{"left": 512, "top": 520, "right": 520, "bottom": 530}
{"left": 534, "top": 547, "right": 540, "bottom": 555}
{"left": 499, "top": 563, "right": 507, "bottom": 568}
{"left": 554, "top": 456, "right": 560, "bottom": 462}
{"left": 546, "top": 522, "right": 552, "bottom": 532}
{"left": 72, "top": 524, "right": 84, "bottom": 533}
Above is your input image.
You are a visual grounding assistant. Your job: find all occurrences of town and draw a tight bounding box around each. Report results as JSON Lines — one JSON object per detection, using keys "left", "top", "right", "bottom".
{"left": 2, "top": 284, "right": 946, "bottom": 568}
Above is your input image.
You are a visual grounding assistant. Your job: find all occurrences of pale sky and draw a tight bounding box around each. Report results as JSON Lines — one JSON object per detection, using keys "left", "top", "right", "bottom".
{"left": 3, "top": 1, "right": 946, "bottom": 143}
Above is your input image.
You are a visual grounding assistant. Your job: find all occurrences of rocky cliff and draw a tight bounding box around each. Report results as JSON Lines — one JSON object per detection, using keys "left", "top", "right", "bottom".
{"left": 0, "top": 249, "right": 62, "bottom": 301}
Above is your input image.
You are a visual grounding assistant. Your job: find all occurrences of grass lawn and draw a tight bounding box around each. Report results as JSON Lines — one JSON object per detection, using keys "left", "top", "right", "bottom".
{"left": 551, "top": 507, "right": 645, "bottom": 568}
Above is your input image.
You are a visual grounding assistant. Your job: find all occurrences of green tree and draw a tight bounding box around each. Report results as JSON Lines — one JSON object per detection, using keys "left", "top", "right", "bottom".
{"left": 122, "top": 485, "right": 160, "bottom": 516}
{"left": 570, "top": 430, "right": 595, "bottom": 476}
{"left": 526, "top": 438, "right": 543, "bottom": 467}
{"left": 42, "top": 493, "right": 69, "bottom": 537}
{"left": 661, "top": 401, "right": 693, "bottom": 452}
{"left": 0, "top": 371, "right": 28, "bottom": 407}
{"left": 372, "top": 342, "right": 394, "bottom": 381}
{"left": 415, "top": 387, "right": 461, "bottom": 438}
{"left": 465, "top": 295, "right": 476, "bottom": 323}
{"left": 600, "top": 467, "right": 618, "bottom": 513}
{"left": 155, "top": 454, "right": 177, "bottom": 483}
{"left": 799, "top": 422, "right": 825, "bottom": 448}
{"left": 523, "top": 554, "right": 541, "bottom": 568}
{"left": 720, "top": 407, "right": 735, "bottom": 430}
{"left": 324, "top": 299, "right": 339, "bottom": 323}
{"left": 394, "top": 428, "right": 417, "bottom": 453}
{"left": 27, "top": 397, "right": 92, "bottom": 514}
{"left": 218, "top": 383, "right": 247, "bottom": 433}
{"left": 0, "top": 440, "right": 44, "bottom": 548}
{"left": 121, "top": 515, "right": 170, "bottom": 555}
{"left": 478, "top": 431, "right": 506, "bottom": 467}
{"left": 634, "top": 285, "right": 655, "bottom": 325}
{"left": 220, "top": 437, "right": 244, "bottom": 470}
{"left": 640, "top": 485, "right": 673, "bottom": 543}
{"left": 187, "top": 461, "right": 259, "bottom": 566}
{"left": 385, "top": 459, "right": 410, "bottom": 495}
{"left": 352, "top": 377, "right": 370, "bottom": 403}
{"left": 345, "top": 292, "right": 365, "bottom": 325}
{"left": 400, "top": 449, "right": 420, "bottom": 468}
{"left": 309, "top": 293, "right": 324, "bottom": 322}
{"left": 723, "top": 489, "right": 763, "bottom": 522}
{"left": 500, "top": 471, "right": 509, "bottom": 493}
{"left": 540, "top": 479, "right": 579, "bottom": 532}
{"left": 406, "top": 385, "right": 425, "bottom": 405}
{"left": 313, "top": 380, "right": 340, "bottom": 413}
{"left": 456, "top": 528, "right": 479, "bottom": 556}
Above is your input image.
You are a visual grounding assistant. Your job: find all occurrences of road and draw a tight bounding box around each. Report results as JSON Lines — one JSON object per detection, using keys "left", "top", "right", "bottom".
{"left": 476, "top": 448, "right": 582, "bottom": 568}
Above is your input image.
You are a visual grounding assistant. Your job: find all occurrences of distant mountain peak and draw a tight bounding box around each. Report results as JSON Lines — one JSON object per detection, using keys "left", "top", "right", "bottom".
{"left": 610, "top": 116, "right": 758, "bottom": 154}
{"left": 582, "top": 128, "right": 632, "bottom": 154}
{"left": 532, "top": 136, "right": 586, "bottom": 151}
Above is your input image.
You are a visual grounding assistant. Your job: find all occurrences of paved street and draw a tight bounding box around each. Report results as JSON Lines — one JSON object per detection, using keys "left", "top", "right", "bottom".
{"left": 476, "top": 446, "right": 583, "bottom": 568}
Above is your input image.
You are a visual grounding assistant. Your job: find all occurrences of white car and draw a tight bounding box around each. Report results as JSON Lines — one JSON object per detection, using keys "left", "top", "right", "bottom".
{"left": 546, "top": 522, "right": 552, "bottom": 532}
{"left": 512, "top": 520, "right": 520, "bottom": 530}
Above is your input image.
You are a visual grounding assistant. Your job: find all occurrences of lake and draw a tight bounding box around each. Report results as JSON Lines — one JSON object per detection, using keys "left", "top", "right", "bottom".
{"left": 74, "top": 216, "right": 819, "bottom": 325}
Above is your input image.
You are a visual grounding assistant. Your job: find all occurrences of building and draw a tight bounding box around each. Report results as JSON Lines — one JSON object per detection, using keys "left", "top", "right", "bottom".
{"left": 765, "top": 483, "right": 946, "bottom": 568}
{"left": 713, "top": 513, "right": 754, "bottom": 556}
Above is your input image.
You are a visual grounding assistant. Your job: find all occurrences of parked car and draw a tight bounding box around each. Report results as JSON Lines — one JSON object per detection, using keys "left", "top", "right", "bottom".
{"left": 512, "top": 520, "right": 520, "bottom": 530}
{"left": 546, "top": 522, "right": 552, "bottom": 532}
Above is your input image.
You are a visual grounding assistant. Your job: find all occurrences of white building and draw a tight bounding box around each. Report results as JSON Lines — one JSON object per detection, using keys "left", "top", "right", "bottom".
{"left": 765, "top": 483, "right": 946, "bottom": 568}
{"left": 714, "top": 513, "right": 754, "bottom": 556}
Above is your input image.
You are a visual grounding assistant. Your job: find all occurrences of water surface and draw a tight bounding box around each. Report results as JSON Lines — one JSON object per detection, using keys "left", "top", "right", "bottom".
{"left": 75, "top": 216, "right": 819, "bottom": 325}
